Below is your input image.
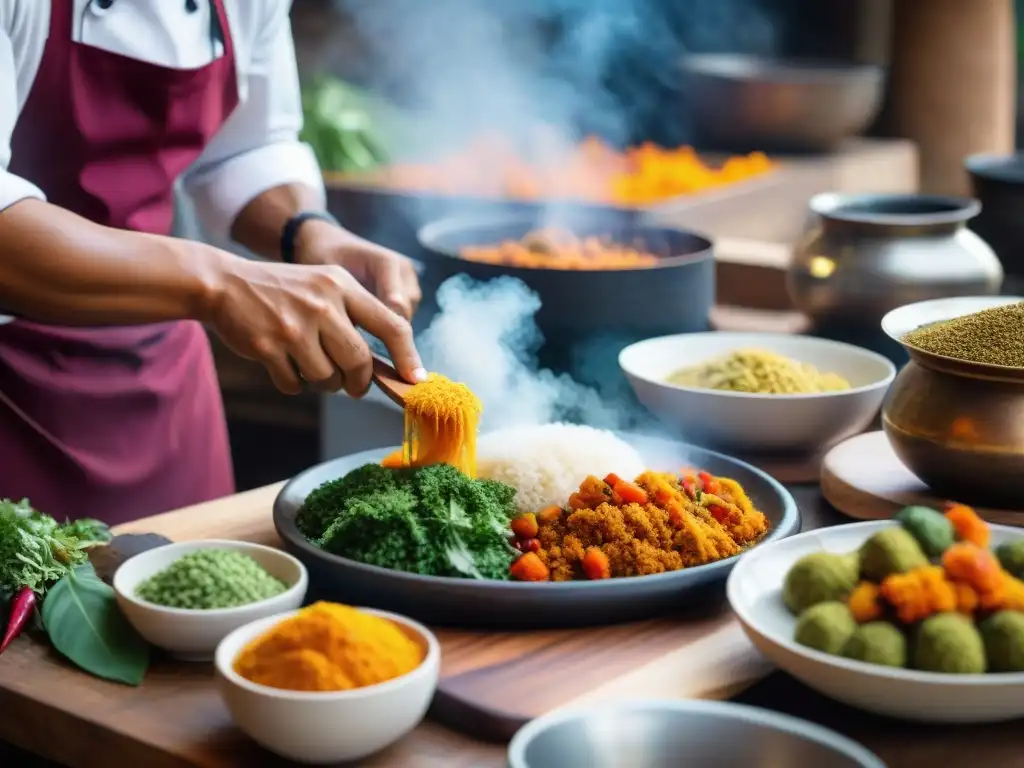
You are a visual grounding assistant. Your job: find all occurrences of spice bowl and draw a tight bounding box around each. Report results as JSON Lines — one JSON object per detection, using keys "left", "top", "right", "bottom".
{"left": 727, "top": 521, "right": 1024, "bottom": 722}
{"left": 214, "top": 608, "right": 440, "bottom": 764}
{"left": 619, "top": 332, "right": 896, "bottom": 454}
{"left": 507, "top": 699, "right": 885, "bottom": 768}
{"left": 112, "top": 539, "right": 308, "bottom": 661}
{"left": 880, "top": 296, "right": 1024, "bottom": 508}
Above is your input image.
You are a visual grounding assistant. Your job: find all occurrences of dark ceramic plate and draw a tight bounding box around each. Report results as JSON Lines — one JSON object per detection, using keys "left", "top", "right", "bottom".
{"left": 272, "top": 433, "right": 801, "bottom": 628}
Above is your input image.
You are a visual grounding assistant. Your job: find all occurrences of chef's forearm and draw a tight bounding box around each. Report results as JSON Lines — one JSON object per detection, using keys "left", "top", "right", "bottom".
{"left": 229, "top": 182, "right": 356, "bottom": 262}
{"left": 0, "top": 199, "right": 225, "bottom": 325}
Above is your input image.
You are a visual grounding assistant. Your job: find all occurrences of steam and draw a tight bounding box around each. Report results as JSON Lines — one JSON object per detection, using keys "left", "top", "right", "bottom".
{"left": 331, "top": 0, "right": 781, "bottom": 153}
{"left": 416, "top": 275, "right": 628, "bottom": 431}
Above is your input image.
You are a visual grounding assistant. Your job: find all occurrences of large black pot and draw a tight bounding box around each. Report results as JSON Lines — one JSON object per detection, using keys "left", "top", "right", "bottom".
{"left": 415, "top": 214, "right": 715, "bottom": 377}
{"left": 965, "top": 153, "right": 1024, "bottom": 279}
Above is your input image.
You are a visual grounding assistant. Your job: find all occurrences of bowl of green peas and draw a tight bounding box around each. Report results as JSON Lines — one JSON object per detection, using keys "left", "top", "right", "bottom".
{"left": 113, "top": 540, "right": 308, "bottom": 661}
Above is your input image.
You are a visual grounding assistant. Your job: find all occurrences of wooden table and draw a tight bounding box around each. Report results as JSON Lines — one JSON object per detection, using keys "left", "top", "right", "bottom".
{"left": 2, "top": 485, "right": 1023, "bottom": 768}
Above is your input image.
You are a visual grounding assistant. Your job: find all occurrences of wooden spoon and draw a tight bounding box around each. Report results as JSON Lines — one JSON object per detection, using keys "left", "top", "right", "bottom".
{"left": 372, "top": 355, "right": 415, "bottom": 407}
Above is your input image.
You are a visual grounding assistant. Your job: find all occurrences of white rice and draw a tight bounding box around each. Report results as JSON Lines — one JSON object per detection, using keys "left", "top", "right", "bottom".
{"left": 476, "top": 423, "right": 646, "bottom": 515}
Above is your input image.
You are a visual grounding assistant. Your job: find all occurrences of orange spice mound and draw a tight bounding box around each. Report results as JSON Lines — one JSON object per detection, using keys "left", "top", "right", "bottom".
{"left": 509, "top": 469, "right": 769, "bottom": 582}
{"left": 365, "top": 135, "right": 775, "bottom": 207}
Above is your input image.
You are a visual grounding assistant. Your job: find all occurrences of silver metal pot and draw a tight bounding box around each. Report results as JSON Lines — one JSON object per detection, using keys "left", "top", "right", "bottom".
{"left": 788, "top": 193, "right": 1003, "bottom": 330}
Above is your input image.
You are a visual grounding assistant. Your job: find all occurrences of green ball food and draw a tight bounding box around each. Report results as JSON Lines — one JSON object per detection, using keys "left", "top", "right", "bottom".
{"left": 895, "top": 506, "right": 954, "bottom": 559}
{"left": 995, "top": 540, "right": 1024, "bottom": 581}
{"left": 795, "top": 601, "right": 857, "bottom": 655}
{"left": 135, "top": 549, "right": 288, "bottom": 610}
{"left": 913, "top": 613, "right": 986, "bottom": 674}
{"left": 841, "top": 621, "right": 908, "bottom": 668}
{"left": 979, "top": 611, "right": 1024, "bottom": 672}
{"left": 783, "top": 551, "right": 859, "bottom": 615}
{"left": 859, "top": 527, "right": 928, "bottom": 583}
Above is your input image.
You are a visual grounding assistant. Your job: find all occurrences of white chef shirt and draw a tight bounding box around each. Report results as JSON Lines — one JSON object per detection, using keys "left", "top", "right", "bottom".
{"left": 0, "top": 0, "right": 325, "bottom": 243}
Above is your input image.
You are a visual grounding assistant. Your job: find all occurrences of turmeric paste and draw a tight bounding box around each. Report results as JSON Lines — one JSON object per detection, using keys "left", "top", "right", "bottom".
{"left": 382, "top": 373, "right": 482, "bottom": 477}
{"left": 233, "top": 602, "right": 422, "bottom": 692}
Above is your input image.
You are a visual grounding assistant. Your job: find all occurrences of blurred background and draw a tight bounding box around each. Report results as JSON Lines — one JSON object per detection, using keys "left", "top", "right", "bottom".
{"left": 186, "top": 0, "right": 1022, "bottom": 491}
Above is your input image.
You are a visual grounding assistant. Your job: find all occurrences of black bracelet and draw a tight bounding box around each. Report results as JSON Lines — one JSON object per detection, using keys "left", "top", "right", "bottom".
{"left": 280, "top": 211, "right": 340, "bottom": 264}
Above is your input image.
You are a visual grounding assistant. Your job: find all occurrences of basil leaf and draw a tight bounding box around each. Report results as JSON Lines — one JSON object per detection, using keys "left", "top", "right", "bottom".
{"left": 42, "top": 564, "right": 149, "bottom": 686}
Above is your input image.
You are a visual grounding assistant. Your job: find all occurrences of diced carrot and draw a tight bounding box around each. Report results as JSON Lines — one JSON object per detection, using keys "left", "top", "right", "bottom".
{"left": 613, "top": 480, "right": 648, "bottom": 505}
{"left": 568, "top": 492, "right": 587, "bottom": 510}
{"left": 509, "top": 552, "right": 549, "bottom": 582}
{"left": 942, "top": 542, "right": 1003, "bottom": 593}
{"left": 510, "top": 513, "right": 539, "bottom": 540}
{"left": 698, "top": 471, "right": 719, "bottom": 495}
{"left": 654, "top": 489, "right": 674, "bottom": 506}
{"left": 537, "top": 505, "right": 563, "bottom": 524}
{"left": 708, "top": 504, "right": 730, "bottom": 524}
{"left": 581, "top": 547, "right": 611, "bottom": 580}
{"left": 603, "top": 473, "right": 624, "bottom": 488}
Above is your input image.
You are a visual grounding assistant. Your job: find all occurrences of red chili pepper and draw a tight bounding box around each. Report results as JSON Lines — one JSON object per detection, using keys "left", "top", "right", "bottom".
{"left": 698, "top": 471, "right": 719, "bottom": 495}
{"left": 0, "top": 586, "right": 37, "bottom": 655}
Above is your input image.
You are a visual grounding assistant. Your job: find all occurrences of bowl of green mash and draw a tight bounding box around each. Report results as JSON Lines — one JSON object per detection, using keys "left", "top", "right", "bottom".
{"left": 113, "top": 540, "right": 308, "bottom": 661}
{"left": 728, "top": 519, "right": 1024, "bottom": 723}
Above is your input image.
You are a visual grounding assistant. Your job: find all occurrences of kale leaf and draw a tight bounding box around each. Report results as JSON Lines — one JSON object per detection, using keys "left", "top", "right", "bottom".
{"left": 296, "top": 463, "right": 518, "bottom": 580}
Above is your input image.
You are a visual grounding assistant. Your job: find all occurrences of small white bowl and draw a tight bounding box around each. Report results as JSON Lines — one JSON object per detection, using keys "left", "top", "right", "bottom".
{"left": 214, "top": 608, "right": 440, "bottom": 764}
{"left": 619, "top": 332, "right": 896, "bottom": 454}
{"left": 727, "top": 520, "right": 1024, "bottom": 723}
{"left": 113, "top": 539, "right": 307, "bottom": 661}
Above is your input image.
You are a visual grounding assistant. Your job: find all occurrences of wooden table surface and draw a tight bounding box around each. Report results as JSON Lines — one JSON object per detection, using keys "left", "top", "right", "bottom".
{"left": 3, "top": 485, "right": 1023, "bottom": 767}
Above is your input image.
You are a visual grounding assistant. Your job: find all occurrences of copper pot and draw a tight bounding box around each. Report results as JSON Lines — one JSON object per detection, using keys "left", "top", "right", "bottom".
{"left": 880, "top": 296, "right": 1024, "bottom": 508}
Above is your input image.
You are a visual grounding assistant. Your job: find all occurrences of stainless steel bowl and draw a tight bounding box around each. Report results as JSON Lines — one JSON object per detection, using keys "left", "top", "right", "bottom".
{"left": 507, "top": 700, "right": 886, "bottom": 768}
{"left": 682, "top": 54, "right": 885, "bottom": 153}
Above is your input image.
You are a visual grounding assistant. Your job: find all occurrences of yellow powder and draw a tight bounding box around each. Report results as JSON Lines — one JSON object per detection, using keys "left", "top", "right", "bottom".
{"left": 232, "top": 602, "right": 423, "bottom": 692}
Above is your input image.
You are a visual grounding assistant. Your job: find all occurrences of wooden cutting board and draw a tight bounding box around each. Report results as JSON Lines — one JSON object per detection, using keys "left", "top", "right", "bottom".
{"left": 100, "top": 484, "right": 773, "bottom": 744}
{"left": 821, "top": 431, "right": 1024, "bottom": 527}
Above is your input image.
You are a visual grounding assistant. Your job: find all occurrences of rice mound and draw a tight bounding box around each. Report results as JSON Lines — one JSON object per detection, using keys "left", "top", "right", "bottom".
{"left": 476, "top": 423, "right": 646, "bottom": 515}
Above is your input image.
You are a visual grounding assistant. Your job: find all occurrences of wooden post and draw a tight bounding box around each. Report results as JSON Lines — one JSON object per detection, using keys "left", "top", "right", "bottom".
{"left": 884, "top": 0, "right": 1017, "bottom": 195}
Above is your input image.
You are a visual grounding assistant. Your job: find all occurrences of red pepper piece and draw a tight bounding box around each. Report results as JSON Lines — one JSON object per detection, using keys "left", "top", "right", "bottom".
{"left": 603, "top": 473, "right": 624, "bottom": 488}
{"left": 708, "top": 504, "right": 730, "bottom": 524}
{"left": 613, "top": 480, "right": 649, "bottom": 505}
{"left": 0, "top": 586, "right": 37, "bottom": 655}
{"left": 681, "top": 477, "right": 697, "bottom": 500}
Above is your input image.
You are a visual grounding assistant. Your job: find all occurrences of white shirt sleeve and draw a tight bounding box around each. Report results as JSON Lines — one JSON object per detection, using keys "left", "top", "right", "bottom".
{"left": 0, "top": 5, "right": 45, "bottom": 212}
{"left": 180, "top": 1, "right": 325, "bottom": 244}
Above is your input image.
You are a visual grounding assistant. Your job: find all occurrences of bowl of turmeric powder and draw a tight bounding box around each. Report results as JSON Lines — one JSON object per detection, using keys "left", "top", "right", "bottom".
{"left": 214, "top": 602, "right": 440, "bottom": 764}
{"left": 620, "top": 332, "right": 896, "bottom": 455}
{"left": 728, "top": 512, "right": 1024, "bottom": 723}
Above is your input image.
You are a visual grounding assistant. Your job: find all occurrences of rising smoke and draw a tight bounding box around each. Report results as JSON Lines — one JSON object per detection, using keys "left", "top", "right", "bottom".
{"left": 415, "top": 275, "right": 649, "bottom": 432}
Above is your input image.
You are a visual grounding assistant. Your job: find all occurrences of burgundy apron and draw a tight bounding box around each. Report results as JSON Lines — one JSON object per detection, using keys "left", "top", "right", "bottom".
{"left": 0, "top": 0, "right": 237, "bottom": 524}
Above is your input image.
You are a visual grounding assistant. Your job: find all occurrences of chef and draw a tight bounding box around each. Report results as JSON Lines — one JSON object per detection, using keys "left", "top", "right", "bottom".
{"left": 0, "top": 0, "right": 425, "bottom": 523}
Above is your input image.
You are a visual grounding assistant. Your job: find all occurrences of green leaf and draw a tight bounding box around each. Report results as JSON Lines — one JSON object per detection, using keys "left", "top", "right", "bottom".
{"left": 42, "top": 564, "right": 149, "bottom": 686}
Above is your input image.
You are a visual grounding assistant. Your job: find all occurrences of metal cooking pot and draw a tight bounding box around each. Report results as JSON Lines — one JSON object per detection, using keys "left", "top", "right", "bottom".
{"left": 416, "top": 215, "right": 715, "bottom": 375}
{"left": 788, "top": 193, "right": 1004, "bottom": 333}
{"left": 682, "top": 54, "right": 885, "bottom": 153}
{"left": 965, "top": 153, "right": 1024, "bottom": 279}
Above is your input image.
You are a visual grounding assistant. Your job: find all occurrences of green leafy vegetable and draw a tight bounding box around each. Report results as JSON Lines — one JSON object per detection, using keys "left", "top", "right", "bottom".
{"left": 301, "top": 77, "right": 393, "bottom": 173}
{"left": 42, "top": 564, "right": 149, "bottom": 686}
{"left": 297, "top": 463, "right": 518, "bottom": 580}
{"left": 0, "top": 498, "right": 111, "bottom": 599}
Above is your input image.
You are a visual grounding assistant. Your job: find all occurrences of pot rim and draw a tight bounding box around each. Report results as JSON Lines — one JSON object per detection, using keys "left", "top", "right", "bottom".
{"left": 680, "top": 53, "right": 884, "bottom": 83}
{"left": 810, "top": 192, "right": 981, "bottom": 227}
{"left": 964, "top": 152, "right": 1024, "bottom": 185}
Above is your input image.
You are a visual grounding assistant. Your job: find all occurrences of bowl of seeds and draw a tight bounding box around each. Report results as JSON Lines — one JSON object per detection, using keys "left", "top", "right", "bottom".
{"left": 113, "top": 539, "right": 308, "bottom": 661}
{"left": 881, "top": 295, "right": 1024, "bottom": 508}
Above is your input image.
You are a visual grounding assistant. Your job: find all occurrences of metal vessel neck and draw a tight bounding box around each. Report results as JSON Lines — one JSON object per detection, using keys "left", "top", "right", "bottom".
{"left": 812, "top": 193, "right": 980, "bottom": 237}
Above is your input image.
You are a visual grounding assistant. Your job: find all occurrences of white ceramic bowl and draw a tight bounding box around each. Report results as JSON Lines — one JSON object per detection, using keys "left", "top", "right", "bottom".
{"left": 113, "top": 539, "right": 307, "bottom": 661}
{"left": 727, "top": 520, "right": 1024, "bottom": 723}
{"left": 214, "top": 608, "right": 440, "bottom": 764}
{"left": 619, "top": 332, "right": 896, "bottom": 454}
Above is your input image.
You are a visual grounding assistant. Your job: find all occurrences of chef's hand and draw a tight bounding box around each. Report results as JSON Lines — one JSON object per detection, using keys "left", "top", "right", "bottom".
{"left": 208, "top": 255, "right": 426, "bottom": 397}
{"left": 293, "top": 219, "right": 423, "bottom": 322}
